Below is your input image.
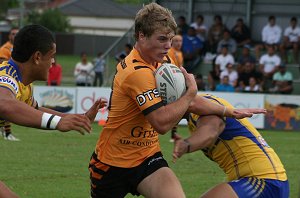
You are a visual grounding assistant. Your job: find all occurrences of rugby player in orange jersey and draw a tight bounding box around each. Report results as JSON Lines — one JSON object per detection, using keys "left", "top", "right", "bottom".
{"left": 88, "top": 3, "right": 265, "bottom": 198}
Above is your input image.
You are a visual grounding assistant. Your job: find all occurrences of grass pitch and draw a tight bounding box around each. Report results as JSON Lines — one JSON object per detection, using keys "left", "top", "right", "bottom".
{"left": 1, "top": 124, "right": 299, "bottom": 198}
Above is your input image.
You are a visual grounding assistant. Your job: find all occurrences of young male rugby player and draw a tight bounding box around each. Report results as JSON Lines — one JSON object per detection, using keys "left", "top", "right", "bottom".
{"left": 89, "top": 3, "right": 265, "bottom": 198}
{"left": 0, "top": 24, "right": 106, "bottom": 198}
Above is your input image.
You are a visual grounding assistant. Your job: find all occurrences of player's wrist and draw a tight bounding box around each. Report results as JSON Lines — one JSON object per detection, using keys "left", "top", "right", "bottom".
{"left": 41, "top": 112, "right": 62, "bottom": 129}
{"left": 183, "top": 139, "right": 191, "bottom": 153}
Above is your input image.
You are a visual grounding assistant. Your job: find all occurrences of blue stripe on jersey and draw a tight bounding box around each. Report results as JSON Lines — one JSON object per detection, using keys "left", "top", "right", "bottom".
{"left": 8, "top": 59, "right": 22, "bottom": 82}
{"left": 219, "top": 118, "right": 279, "bottom": 179}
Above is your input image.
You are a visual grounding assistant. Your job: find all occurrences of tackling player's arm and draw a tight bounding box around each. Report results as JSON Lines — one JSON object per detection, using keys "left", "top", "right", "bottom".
{"left": 173, "top": 115, "right": 225, "bottom": 160}
{"left": 0, "top": 87, "right": 91, "bottom": 134}
{"left": 145, "top": 67, "right": 197, "bottom": 134}
{"left": 188, "top": 95, "right": 266, "bottom": 119}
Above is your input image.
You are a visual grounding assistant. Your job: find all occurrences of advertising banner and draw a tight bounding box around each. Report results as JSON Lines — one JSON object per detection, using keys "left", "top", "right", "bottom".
{"left": 33, "top": 86, "right": 76, "bottom": 113}
{"left": 265, "top": 94, "right": 300, "bottom": 131}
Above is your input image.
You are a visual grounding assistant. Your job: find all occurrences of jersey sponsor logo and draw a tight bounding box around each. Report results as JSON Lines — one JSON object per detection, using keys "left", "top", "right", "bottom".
{"left": 136, "top": 88, "right": 160, "bottom": 106}
{"left": 0, "top": 76, "right": 19, "bottom": 93}
{"left": 131, "top": 126, "right": 158, "bottom": 138}
{"left": 258, "top": 136, "right": 270, "bottom": 147}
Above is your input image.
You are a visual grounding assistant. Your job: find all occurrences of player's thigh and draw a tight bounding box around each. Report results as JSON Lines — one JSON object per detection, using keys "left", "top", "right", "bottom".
{"left": 137, "top": 167, "right": 185, "bottom": 198}
{"left": 200, "top": 182, "right": 238, "bottom": 198}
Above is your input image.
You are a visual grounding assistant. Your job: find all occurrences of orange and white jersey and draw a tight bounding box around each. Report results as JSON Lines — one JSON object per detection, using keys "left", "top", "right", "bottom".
{"left": 95, "top": 48, "right": 174, "bottom": 168}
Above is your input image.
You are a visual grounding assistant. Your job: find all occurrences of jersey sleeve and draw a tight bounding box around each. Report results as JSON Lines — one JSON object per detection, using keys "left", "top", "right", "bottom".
{"left": 123, "top": 68, "right": 163, "bottom": 115}
{"left": 0, "top": 75, "right": 19, "bottom": 96}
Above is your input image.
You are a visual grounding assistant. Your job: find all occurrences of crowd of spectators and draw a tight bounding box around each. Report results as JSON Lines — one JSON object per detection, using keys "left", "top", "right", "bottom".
{"left": 175, "top": 15, "right": 299, "bottom": 94}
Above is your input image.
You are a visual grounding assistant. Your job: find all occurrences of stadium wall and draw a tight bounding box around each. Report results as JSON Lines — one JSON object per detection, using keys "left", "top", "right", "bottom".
{"left": 33, "top": 86, "right": 300, "bottom": 131}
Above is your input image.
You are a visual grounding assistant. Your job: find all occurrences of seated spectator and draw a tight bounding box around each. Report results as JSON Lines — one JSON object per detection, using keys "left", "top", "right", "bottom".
{"left": 217, "top": 29, "right": 237, "bottom": 55}
{"left": 190, "top": 14, "right": 207, "bottom": 42}
{"left": 215, "top": 75, "right": 235, "bottom": 92}
{"left": 194, "top": 73, "right": 206, "bottom": 91}
{"left": 115, "top": 43, "right": 133, "bottom": 62}
{"left": 74, "top": 52, "right": 95, "bottom": 86}
{"left": 168, "top": 34, "right": 183, "bottom": 67}
{"left": 259, "top": 45, "right": 281, "bottom": 79}
{"left": 220, "top": 63, "right": 238, "bottom": 87}
{"left": 177, "top": 16, "right": 190, "bottom": 35}
{"left": 280, "top": 17, "right": 300, "bottom": 64}
{"left": 182, "top": 27, "right": 204, "bottom": 72}
{"left": 215, "top": 45, "right": 235, "bottom": 72}
{"left": 269, "top": 64, "right": 293, "bottom": 94}
{"left": 244, "top": 77, "right": 263, "bottom": 92}
{"left": 255, "top": 16, "right": 282, "bottom": 60}
{"left": 231, "top": 18, "right": 251, "bottom": 48}
{"left": 207, "top": 15, "right": 227, "bottom": 53}
{"left": 238, "top": 61, "right": 263, "bottom": 88}
{"left": 47, "top": 57, "right": 62, "bottom": 86}
{"left": 93, "top": 52, "right": 106, "bottom": 87}
{"left": 236, "top": 44, "right": 256, "bottom": 74}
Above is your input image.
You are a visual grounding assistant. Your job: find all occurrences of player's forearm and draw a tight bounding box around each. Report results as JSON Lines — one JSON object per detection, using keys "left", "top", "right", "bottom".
{"left": 148, "top": 91, "right": 195, "bottom": 134}
{"left": 188, "top": 95, "right": 231, "bottom": 117}
{"left": 0, "top": 99, "right": 44, "bottom": 128}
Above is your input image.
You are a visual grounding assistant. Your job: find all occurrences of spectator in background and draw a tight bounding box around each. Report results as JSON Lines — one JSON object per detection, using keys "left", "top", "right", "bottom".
{"left": 207, "top": 58, "right": 220, "bottom": 91}
{"left": 280, "top": 17, "right": 300, "bottom": 64}
{"left": 93, "top": 52, "right": 106, "bottom": 87}
{"left": 269, "top": 64, "right": 293, "bottom": 94}
{"left": 0, "top": 27, "right": 19, "bottom": 62}
{"left": 217, "top": 29, "right": 237, "bottom": 55}
{"left": 231, "top": 18, "right": 251, "bottom": 48}
{"left": 190, "top": 14, "right": 207, "bottom": 42}
{"left": 259, "top": 45, "right": 281, "bottom": 79}
{"left": 194, "top": 73, "right": 206, "bottom": 91}
{"left": 236, "top": 44, "right": 256, "bottom": 74}
{"left": 220, "top": 63, "right": 238, "bottom": 87}
{"left": 182, "top": 26, "right": 203, "bottom": 72}
{"left": 74, "top": 52, "right": 95, "bottom": 86}
{"left": 115, "top": 43, "right": 133, "bottom": 62}
{"left": 255, "top": 16, "right": 282, "bottom": 60}
{"left": 168, "top": 34, "right": 183, "bottom": 67}
{"left": 0, "top": 27, "right": 19, "bottom": 141}
{"left": 47, "top": 57, "right": 62, "bottom": 86}
{"left": 215, "top": 45, "right": 235, "bottom": 73}
{"left": 244, "top": 76, "right": 263, "bottom": 92}
{"left": 177, "top": 16, "right": 190, "bottom": 35}
{"left": 208, "top": 15, "right": 227, "bottom": 53}
{"left": 237, "top": 61, "right": 263, "bottom": 90}
{"left": 215, "top": 75, "right": 235, "bottom": 92}
{"left": 259, "top": 45, "right": 281, "bottom": 91}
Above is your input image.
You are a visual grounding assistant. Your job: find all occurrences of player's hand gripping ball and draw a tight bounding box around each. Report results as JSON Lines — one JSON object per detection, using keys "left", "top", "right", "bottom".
{"left": 155, "top": 63, "right": 186, "bottom": 104}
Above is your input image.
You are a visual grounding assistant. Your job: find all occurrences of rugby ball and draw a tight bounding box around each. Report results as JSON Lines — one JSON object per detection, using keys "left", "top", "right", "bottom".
{"left": 155, "top": 63, "right": 186, "bottom": 104}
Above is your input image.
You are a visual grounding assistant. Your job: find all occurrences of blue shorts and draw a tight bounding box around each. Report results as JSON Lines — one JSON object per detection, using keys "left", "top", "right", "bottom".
{"left": 228, "top": 177, "right": 289, "bottom": 198}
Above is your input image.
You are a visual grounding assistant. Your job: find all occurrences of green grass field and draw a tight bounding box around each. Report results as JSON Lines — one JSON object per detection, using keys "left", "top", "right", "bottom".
{"left": 1, "top": 124, "right": 299, "bottom": 198}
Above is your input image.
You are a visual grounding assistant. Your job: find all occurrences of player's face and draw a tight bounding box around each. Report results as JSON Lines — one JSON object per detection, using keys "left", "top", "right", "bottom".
{"left": 140, "top": 29, "right": 174, "bottom": 64}
{"left": 38, "top": 43, "right": 56, "bottom": 80}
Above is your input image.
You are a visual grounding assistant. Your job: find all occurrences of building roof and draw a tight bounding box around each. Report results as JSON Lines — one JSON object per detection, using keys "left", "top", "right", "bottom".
{"left": 59, "top": 0, "right": 142, "bottom": 18}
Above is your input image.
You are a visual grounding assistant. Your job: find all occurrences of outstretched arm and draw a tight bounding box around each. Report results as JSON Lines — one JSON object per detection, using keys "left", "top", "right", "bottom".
{"left": 0, "top": 88, "right": 91, "bottom": 135}
{"left": 173, "top": 115, "right": 225, "bottom": 161}
{"left": 188, "top": 95, "right": 266, "bottom": 119}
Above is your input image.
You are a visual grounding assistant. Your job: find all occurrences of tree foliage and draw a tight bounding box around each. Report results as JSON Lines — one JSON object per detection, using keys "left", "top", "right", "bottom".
{"left": 0, "top": 0, "right": 19, "bottom": 20}
{"left": 26, "top": 8, "right": 71, "bottom": 33}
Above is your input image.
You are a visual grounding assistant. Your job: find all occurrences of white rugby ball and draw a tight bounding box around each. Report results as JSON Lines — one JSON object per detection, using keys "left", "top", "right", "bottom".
{"left": 155, "top": 63, "right": 186, "bottom": 104}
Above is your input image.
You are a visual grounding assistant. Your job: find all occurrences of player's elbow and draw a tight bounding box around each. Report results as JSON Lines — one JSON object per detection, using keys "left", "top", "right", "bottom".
{"left": 151, "top": 121, "right": 171, "bottom": 135}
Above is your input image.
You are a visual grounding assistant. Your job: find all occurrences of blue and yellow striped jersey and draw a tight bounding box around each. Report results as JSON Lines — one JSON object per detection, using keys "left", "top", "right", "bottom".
{"left": 0, "top": 60, "right": 35, "bottom": 126}
{"left": 188, "top": 94, "right": 287, "bottom": 181}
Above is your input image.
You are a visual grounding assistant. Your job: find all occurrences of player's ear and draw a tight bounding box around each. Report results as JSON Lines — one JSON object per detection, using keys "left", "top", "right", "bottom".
{"left": 138, "top": 32, "right": 145, "bottom": 40}
{"left": 32, "top": 51, "right": 42, "bottom": 65}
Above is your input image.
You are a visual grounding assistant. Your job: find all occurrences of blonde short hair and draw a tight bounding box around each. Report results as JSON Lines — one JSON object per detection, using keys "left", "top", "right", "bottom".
{"left": 135, "top": 3, "right": 177, "bottom": 40}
